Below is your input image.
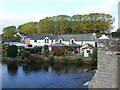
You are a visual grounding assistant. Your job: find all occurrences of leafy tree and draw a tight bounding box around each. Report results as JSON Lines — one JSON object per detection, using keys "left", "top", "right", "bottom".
{"left": 2, "top": 26, "right": 19, "bottom": 41}
{"left": 33, "top": 46, "right": 42, "bottom": 54}
{"left": 21, "top": 51, "right": 31, "bottom": 59}
{"left": 91, "top": 48, "right": 97, "bottom": 64}
{"left": 44, "top": 45, "right": 48, "bottom": 50}
{"left": 3, "top": 13, "right": 114, "bottom": 35}
{"left": 6, "top": 45, "right": 18, "bottom": 57}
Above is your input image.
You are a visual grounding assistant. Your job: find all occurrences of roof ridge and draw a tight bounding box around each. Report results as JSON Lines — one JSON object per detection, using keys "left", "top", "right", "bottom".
{"left": 61, "top": 33, "right": 94, "bottom": 35}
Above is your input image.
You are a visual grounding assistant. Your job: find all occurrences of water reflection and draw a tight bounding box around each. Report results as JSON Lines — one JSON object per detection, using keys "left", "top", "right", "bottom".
{"left": 3, "top": 62, "right": 96, "bottom": 88}
{"left": 21, "top": 63, "right": 95, "bottom": 75}
{"left": 6, "top": 63, "right": 95, "bottom": 75}
{"left": 7, "top": 63, "right": 18, "bottom": 76}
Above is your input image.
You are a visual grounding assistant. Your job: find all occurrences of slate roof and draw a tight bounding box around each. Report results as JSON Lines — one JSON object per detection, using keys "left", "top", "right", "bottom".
{"left": 26, "top": 33, "right": 58, "bottom": 40}
{"left": 68, "top": 43, "right": 81, "bottom": 47}
{"left": 59, "top": 33, "right": 96, "bottom": 41}
{"left": 82, "top": 44, "right": 94, "bottom": 49}
{"left": 50, "top": 43, "right": 67, "bottom": 47}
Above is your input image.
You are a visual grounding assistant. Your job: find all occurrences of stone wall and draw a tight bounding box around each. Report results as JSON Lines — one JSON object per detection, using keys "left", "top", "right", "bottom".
{"left": 89, "top": 39, "right": 120, "bottom": 88}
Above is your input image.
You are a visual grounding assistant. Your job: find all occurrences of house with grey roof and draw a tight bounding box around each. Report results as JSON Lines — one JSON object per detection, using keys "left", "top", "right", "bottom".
{"left": 24, "top": 33, "right": 58, "bottom": 47}
{"left": 80, "top": 43, "right": 94, "bottom": 57}
{"left": 58, "top": 33, "right": 96, "bottom": 47}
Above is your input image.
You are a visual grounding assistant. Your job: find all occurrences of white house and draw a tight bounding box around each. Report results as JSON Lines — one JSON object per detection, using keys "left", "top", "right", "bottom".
{"left": 24, "top": 33, "right": 58, "bottom": 47}
{"left": 80, "top": 43, "right": 94, "bottom": 57}
{"left": 58, "top": 33, "right": 96, "bottom": 47}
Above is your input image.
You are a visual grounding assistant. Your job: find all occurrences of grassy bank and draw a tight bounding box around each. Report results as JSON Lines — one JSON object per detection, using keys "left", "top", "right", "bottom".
{"left": 2, "top": 55, "right": 95, "bottom": 65}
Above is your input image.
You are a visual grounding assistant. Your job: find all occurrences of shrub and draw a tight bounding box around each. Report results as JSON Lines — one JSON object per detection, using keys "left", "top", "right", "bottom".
{"left": 75, "top": 58, "right": 82, "bottom": 65}
{"left": 2, "top": 52, "right": 7, "bottom": 57}
{"left": 2, "top": 44, "right": 9, "bottom": 49}
{"left": 33, "top": 46, "right": 42, "bottom": 54}
{"left": 49, "top": 56, "right": 55, "bottom": 64}
{"left": 91, "top": 48, "right": 97, "bottom": 64}
{"left": 25, "top": 48, "right": 34, "bottom": 54}
{"left": 18, "top": 46, "right": 25, "bottom": 52}
{"left": 6, "top": 45, "right": 18, "bottom": 57}
{"left": 44, "top": 45, "right": 48, "bottom": 50}
{"left": 21, "top": 51, "right": 31, "bottom": 59}
{"left": 112, "top": 32, "right": 120, "bottom": 37}
{"left": 63, "top": 58, "right": 69, "bottom": 64}
{"left": 35, "top": 56, "right": 44, "bottom": 63}
{"left": 43, "top": 50, "right": 49, "bottom": 57}
{"left": 64, "top": 50, "right": 68, "bottom": 55}
{"left": 17, "top": 46, "right": 25, "bottom": 56}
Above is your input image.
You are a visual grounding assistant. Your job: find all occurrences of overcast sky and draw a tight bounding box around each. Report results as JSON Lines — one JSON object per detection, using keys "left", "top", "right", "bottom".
{"left": 0, "top": 0, "right": 119, "bottom": 34}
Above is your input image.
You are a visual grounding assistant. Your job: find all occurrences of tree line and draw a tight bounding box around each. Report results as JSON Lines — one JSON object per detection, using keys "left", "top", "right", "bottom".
{"left": 2, "top": 13, "right": 114, "bottom": 41}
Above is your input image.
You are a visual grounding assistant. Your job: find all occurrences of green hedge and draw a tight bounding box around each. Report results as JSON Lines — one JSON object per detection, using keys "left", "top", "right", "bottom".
{"left": 7, "top": 45, "right": 18, "bottom": 57}
{"left": 112, "top": 32, "right": 120, "bottom": 37}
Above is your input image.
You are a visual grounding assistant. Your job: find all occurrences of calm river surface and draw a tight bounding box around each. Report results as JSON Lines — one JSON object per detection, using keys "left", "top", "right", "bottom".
{"left": 2, "top": 62, "right": 96, "bottom": 88}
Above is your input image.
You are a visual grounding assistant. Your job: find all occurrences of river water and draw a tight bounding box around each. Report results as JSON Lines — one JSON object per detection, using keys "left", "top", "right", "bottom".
{"left": 2, "top": 62, "right": 95, "bottom": 88}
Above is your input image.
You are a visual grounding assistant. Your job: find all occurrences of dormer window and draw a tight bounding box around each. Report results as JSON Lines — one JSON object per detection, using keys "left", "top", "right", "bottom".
{"left": 59, "top": 38, "right": 63, "bottom": 43}
{"left": 45, "top": 39, "right": 49, "bottom": 43}
{"left": 34, "top": 40, "right": 37, "bottom": 43}
{"left": 60, "top": 40, "right": 62, "bottom": 43}
{"left": 47, "top": 39, "right": 49, "bottom": 43}
{"left": 70, "top": 38, "right": 75, "bottom": 44}
{"left": 71, "top": 40, "right": 74, "bottom": 43}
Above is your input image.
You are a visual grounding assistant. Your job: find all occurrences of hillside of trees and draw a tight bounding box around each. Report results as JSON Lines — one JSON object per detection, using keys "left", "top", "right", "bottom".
{"left": 2, "top": 13, "right": 114, "bottom": 41}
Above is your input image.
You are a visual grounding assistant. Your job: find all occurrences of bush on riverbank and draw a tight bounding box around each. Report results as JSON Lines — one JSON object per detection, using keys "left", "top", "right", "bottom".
{"left": 43, "top": 50, "right": 49, "bottom": 57}
{"left": 91, "top": 48, "right": 97, "bottom": 65}
{"left": 49, "top": 56, "right": 55, "bottom": 64}
{"left": 21, "top": 51, "right": 31, "bottom": 60}
{"left": 34, "top": 56, "right": 44, "bottom": 63}
{"left": 63, "top": 58, "right": 69, "bottom": 64}
{"left": 75, "top": 58, "right": 82, "bottom": 65}
{"left": 7, "top": 45, "right": 18, "bottom": 58}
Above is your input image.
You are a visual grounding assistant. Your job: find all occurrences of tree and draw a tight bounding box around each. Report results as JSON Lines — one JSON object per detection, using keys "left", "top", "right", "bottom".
{"left": 91, "top": 48, "right": 97, "bottom": 64}
{"left": 6, "top": 45, "right": 18, "bottom": 57}
{"left": 3, "top": 13, "right": 114, "bottom": 36}
{"left": 44, "top": 45, "right": 48, "bottom": 50}
{"left": 2, "top": 26, "right": 19, "bottom": 41}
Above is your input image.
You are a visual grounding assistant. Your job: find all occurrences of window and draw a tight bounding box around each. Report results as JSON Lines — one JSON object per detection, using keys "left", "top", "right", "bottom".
{"left": 34, "top": 40, "right": 37, "bottom": 42}
{"left": 52, "top": 40, "right": 53, "bottom": 42}
{"left": 87, "top": 50, "right": 90, "bottom": 53}
{"left": 60, "top": 40, "right": 62, "bottom": 43}
{"left": 47, "top": 39, "right": 49, "bottom": 43}
{"left": 45, "top": 39, "right": 46, "bottom": 43}
{"left": 28, "top": 44, "right": 32, "bottom": 47}
{"left": 70, "top": 38, "right": 75, "bottom": 44}
{"left": 71, "top": 40, "right": 74, "bottom": 43}
{"left": 45, "top": 39, "right": 49, "bottom": 43}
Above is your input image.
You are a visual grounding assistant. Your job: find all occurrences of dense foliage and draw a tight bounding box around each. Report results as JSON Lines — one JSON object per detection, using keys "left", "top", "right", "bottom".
{"left": 2, "top": 26, "right": 20, "bottom": 42}
{"left": 91, "top": 48, "right": 97, "bottom": 64}
{"left": 43, "top": 45, "right": 48, "bottom": 50}
{"left": 6, "top": 45, "right": 18, "bottom": 57}
{"left": 112, "top": 32, "right": 120, "bottom": 37}
{"left": 2, "top": 13, "right": 114, "bottom": 41}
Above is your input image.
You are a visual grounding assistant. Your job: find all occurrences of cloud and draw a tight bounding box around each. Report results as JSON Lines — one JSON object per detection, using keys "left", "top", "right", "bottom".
{"left": 71, "top": 0, "right": 119, "bottom": 31}
{"left": 0, "top": 14, "right": 53, "bottom": 33}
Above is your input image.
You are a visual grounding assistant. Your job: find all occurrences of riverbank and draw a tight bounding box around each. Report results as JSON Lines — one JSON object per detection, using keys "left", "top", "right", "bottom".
{"left": 2, "top": 55, "right": 95, "bottom": 65}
